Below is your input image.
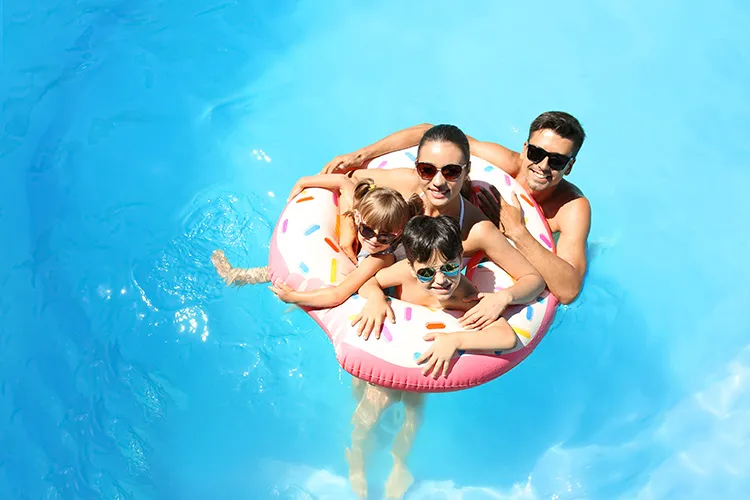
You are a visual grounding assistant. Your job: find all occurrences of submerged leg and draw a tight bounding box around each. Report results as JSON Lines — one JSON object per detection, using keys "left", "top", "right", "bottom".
{"left": 211, "top": 250, "right": 270, "bottom": 286}
{"left": 385, "top": 392, "right": 425, "bottom": 499}
{"left": 347, "top": 384, "right": 398, "bottom": 499}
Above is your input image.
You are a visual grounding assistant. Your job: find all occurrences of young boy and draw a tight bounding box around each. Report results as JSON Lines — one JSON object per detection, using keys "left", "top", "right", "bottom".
{"left": 348, "top": 214, "right": 519, "bottom": 500}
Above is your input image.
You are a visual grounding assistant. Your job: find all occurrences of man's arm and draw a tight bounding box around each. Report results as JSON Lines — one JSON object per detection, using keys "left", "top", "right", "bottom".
{"left": 506, "top": 197, "right": 591, "bottom": 304}
{"left": 465, "top": 137, "right": 520, "bottom": 176}
{"left": 322, "top": 124, "right": 433, "bottom": 174}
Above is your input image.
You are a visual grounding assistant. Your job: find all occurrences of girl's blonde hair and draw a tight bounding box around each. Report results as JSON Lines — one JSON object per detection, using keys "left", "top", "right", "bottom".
{"left": 345, "top": 178, "right": 423, "bottom": 234}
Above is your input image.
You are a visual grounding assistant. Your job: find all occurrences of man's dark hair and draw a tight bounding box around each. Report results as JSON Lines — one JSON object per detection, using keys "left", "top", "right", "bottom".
{"left": 529, "top": 111, "right": 586, "bottom": 156}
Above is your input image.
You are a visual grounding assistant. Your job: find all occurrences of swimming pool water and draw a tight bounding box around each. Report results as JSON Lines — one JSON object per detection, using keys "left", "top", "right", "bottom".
{"left": 2, "top": 1, "right": 750, "bottom": 499}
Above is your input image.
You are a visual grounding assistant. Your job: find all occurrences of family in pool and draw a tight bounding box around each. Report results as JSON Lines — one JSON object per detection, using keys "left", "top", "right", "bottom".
{"left": 211, "top": 111, "right": 590, "bottom": 499}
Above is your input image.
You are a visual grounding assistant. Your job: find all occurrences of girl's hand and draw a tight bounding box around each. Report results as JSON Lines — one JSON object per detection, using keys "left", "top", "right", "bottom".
{"left": 269, "top": 280, "right": 298, "bottom": 303}
{"left": 351, "top": 297, "right": 395, "bottom": 340}
{"left": 416, "top": 333, "right": 459, "bottom": 379}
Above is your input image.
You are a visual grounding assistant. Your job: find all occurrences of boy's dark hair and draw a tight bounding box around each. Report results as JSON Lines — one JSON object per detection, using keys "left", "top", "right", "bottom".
{"left": 529, "top": 111, "right": 586, "bottom": 156}
{"left": 402, "top": 215, "right": 463, "bottom": 263}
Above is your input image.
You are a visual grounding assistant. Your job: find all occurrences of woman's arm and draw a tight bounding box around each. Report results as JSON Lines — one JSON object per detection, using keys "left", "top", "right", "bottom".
{"left": 459, "top": 221, "right": 545, "bottom": 329}
{"left": 269, "top": 254, "right": 393, "bottom": 308}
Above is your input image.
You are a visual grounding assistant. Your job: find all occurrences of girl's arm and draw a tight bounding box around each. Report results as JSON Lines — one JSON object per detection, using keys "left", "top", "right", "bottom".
{"left": 288, "top": 173, "right": 355, "bottom": 201}
{"left": 269, "top": 254, "right": 394, "bottom": 308}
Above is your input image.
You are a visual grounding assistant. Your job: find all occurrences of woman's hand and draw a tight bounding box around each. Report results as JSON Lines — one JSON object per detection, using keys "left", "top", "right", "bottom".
{"left": 416, "top": 333, "right": 459, "bottom": 379}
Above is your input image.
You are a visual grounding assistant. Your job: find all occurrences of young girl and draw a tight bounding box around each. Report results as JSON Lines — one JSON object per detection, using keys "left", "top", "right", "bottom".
{"left": 267, "top": 177, "right": 422, "bottom": 310}
{"left": 212, "top": 174, "right": 422, "bottom": 315}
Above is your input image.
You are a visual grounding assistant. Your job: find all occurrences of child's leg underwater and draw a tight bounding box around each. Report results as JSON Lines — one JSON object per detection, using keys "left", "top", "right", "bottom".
{"left": 348, "top": 384, "right": 398, "bottom": 499}
{"left": 386, "top": 391, "right": 425, "bottom": 499}
{"left": 211, "top": 250, "right": 270, "bottom": 286}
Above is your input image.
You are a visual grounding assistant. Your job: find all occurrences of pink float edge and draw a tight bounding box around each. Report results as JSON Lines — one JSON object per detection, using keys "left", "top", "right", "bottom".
{"left": 267, "top": 167, "right": 560, "bottom": 393}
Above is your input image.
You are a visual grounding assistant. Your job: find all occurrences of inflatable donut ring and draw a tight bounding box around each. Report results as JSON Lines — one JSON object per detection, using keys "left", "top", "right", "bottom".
{"left": 268, "top": 146, "right": 559, "bottom": 392}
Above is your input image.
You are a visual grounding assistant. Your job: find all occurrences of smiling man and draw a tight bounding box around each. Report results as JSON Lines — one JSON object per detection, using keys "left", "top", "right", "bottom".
{"left": 322, "top": 111, "right": 591, "bottom": 304}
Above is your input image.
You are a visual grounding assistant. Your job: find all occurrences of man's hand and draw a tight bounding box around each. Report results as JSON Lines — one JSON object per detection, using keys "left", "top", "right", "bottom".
{"left": 416, "top": 332, "right": 459, "bottom": 379}
{"left": 458, "top": 290, "right": 512, "bottom": 330}
{"left": 321, "top": 151, "right": 367, "bottom": 174}
{"left": 498, "top": 192, "right": 527, "bottom": 239}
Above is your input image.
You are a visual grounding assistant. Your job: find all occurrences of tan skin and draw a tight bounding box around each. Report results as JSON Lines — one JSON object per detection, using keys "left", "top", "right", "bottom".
{"left": 347, "top": 140, "right": 545, "bottom": 335}
{"left": 323, "top": 125, "right": 591, "bottom": 304}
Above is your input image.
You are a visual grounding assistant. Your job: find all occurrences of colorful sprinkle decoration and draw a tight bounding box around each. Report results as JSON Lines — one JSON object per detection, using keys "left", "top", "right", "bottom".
{"left": 330, "top": 258, "right": 337, "bottom": 283}
{"left": 404, "top": 307, "right": 413, "bottom": 321}
{"left": 304, "top": 224, "right": 321, "bottom": 236}
{"left": 324, "top": 237, "right": 340, "bottom": 252}
{"left": 539, "top": 233, "right": 553, "bottom": 249}
{"left": 296, "top": 196, "right": 314, "bottom": 203}
{"left": 504, "top": 174, "right": 511, "bottom": 186}
{"left": 484, "top": 165, "right": 494, "bottom": 173}
{"left": 405, "top": 151, "right": 416, "bottom": 161}
{"left": 513, "top": 327, "right": 531, "bottom": 339}
{"left": 525, "top": 306, "right": 534, "bottom": 320}
{"left": 413, "top": 352, "right": 422, "bottom": 361}
{"left": 282, "top": 219, "right": 289, "bottom": 233}
{"left": 381, "top": 325, "right": 392, "bottom": 342}
{"left": 426, "top": 322, "right": 446, "bottom": 330}
{"left": 299, "top": 262, "right": 309, "bottom": 274}
{"left": 377, "top": 160, "right": 388, "bottom": 168}
{"left": 519, "top": 193, "right": 534, "bottom": 206}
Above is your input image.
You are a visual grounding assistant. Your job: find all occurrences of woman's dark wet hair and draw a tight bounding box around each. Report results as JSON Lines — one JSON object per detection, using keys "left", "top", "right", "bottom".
{"left": 417, "top": 124, "right": 471, "bottom": 164}
{"left": 529, "top": 111, "right": 586, "bottom": 156}
{"left": 402, "top": 214, "right": 463, "bottom": 264}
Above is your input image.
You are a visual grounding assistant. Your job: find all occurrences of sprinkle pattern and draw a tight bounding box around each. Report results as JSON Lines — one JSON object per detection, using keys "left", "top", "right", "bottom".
{"left": 404, "top": 307, "right": 413, "bottom": 321}
{"left": 381, "top": 325, "right": 392, "bottom": 342}
{"left": 299, "top": 262, "right": 309, "bottom": 274}
{"left": 304, "top": 224, "right": 320, "bottom": 236}
{"left": 377, "top": 160, "right": 388, "bottom": 168}
{"left": 539, "top": 234, "right": 553, "bottom": 249}
{"left": 504, "top": 174, "right": 511, "bottom": 186}
{"left": 296, "top": 196, "right": 314, "bottom": 203}
{"left": 525, "top": 306, "right": 534, "bottom": 320}
{"left": 330, "top": 258, "right": 337, "bottom": 283}
{"left": 324, "top": 237, "right": 340, "bottom": 252}
{"left": 426, "top": 322, "right": 446, "bottom": 330}
{"left": 282, "top": 219, "right": 288, "bottom": 233}
{"left": 405, "top": 151, "right": 416, "bottom": 161}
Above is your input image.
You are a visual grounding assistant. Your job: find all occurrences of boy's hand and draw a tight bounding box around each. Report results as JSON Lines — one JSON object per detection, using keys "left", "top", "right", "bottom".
{"left": 417, "top": 332, "right": 459, "bottom": 379}
{"left": 351, "top": 297, "right": 395, "bottom": 340}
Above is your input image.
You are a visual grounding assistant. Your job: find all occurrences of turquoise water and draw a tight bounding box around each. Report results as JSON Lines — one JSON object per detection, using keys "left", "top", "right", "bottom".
{"left": 2, "top": 1, "right": 749, "bottom": 499}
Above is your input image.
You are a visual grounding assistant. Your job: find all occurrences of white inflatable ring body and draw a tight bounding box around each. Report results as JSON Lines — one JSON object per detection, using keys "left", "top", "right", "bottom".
{"left": 268, "top": 147, "right": 559, "bottom": 392}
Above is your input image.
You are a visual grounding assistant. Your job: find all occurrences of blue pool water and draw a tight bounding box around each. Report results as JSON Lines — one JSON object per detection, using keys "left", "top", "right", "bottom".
{"left": 2, "top": 1, "right": 750, "bottom": 498}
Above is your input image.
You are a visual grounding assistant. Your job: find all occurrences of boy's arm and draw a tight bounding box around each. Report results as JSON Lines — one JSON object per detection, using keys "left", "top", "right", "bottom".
{"left": 417, "top": 318, "right": 518, "bottom": 379}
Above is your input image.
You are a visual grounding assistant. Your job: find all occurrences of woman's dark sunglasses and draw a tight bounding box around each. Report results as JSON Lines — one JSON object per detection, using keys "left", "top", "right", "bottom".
{"left": 415, "top": 261, "right": 461, "bottom": 283}
{"left": 526, "top": 143, "right": 573, "bottom": 170}
{"left": 415, "top": 161, "right": 467, "bottom": 181}
{"left": 358, "top": 222, "right": 399, "bottom": 245}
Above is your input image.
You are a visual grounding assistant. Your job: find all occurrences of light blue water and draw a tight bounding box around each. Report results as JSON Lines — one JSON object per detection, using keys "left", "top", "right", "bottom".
{"left": 2, "top": 1, "right": 749, "bottom": 499}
